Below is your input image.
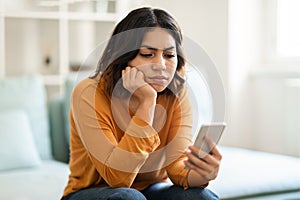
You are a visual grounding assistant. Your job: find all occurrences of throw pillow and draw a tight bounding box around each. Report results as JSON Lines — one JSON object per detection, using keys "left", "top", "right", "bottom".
{"left": 0, "top": 110, "right": 41, "bottom": 171}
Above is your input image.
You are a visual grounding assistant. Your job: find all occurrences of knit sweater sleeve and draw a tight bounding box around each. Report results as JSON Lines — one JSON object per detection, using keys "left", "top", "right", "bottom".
{"left": 71, "top": 79, "right": 160, "bottom": 188}
{"left": 164, "top": 87, "right": 194, "bottom": 189}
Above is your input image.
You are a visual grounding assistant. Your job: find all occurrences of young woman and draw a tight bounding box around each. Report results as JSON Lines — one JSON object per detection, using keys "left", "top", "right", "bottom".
{"left": 62, "top": 7, "right": 222, "bottom": 200}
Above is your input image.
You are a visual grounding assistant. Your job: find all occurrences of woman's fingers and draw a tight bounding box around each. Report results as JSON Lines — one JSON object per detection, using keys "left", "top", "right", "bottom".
{"left": 122, "top": 67, "right": 145, "bottom": 92}
{"left": 136, "top": 69, "right": 144, "bottom": 81}
{"left": 185, "top": 145, "right": 222, "bottom": 181}
{"left": 210, "top": 146, "right": 222, "bottom": 160}
{"left": 188, "top": 146, "right": 221, "bottom": 165}
{"left": 130, "top": 67, "right": 137, "bottom": 80}
{"left": 183, "top": 156, "right": 217, "bottom": 181}
{"left": 122, "top": 66, "right": 156, "bottom": 100}
{"left": 185, "top": 149, "right": 210, "bottom": 169}
{"left": 188, "top": 145, "right": 207, "bottom": 158}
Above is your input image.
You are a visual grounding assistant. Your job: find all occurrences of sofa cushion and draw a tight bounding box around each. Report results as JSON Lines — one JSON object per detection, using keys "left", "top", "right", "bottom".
{"left": 0, "top": 160, "right": 69, "bottom": 200}
{"left": 0, "top": 76, "right": 51, "bottom": 159}
{"left": 0, "top": 110, "right": 41, "bottom": 171}
{"left": 208, "top": 146, "right": 300, "bottom": 199}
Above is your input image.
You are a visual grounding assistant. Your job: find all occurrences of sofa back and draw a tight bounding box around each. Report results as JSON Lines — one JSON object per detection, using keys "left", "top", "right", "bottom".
{"left": 0, "top": 76, "right": 52, "bottom": 159}
{"left": 63, "top": 71, "right": 94, "bottom": 143}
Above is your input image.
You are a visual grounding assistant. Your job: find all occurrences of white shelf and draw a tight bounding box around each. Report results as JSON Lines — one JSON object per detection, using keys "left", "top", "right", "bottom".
{"left": 0, "top": 0, "right": 121, "bottom": 99}
{"left": 67, "top": 12, "right": 119, "bottom": 22}
{"left": 4, "top": 11, "right": 60, "bottom": 20}
{"left": 4, "top": 11, "right": 119, "bottom": 22}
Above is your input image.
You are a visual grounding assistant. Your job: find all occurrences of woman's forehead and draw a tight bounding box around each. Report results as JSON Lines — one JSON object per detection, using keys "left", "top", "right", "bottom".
{"left": 141, "top": 28, "right": 176, "bottom": 50}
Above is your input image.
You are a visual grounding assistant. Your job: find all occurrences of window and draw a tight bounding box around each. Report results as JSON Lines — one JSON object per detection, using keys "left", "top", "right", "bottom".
{"left": 277, "top": 0, "right": 300, "bottom": 57}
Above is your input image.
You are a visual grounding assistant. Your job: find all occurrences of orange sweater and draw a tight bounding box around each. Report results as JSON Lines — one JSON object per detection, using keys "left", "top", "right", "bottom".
{"left": 62, "top": 77, "right": 194, "bottom": 198}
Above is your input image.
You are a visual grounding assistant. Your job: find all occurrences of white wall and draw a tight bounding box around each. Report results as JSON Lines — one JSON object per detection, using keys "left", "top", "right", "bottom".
{"left": 227, "top": 0, "right": 300, "bottom": 156}
{"left": 225, "top": 0, "right": 264, "bottom": 148}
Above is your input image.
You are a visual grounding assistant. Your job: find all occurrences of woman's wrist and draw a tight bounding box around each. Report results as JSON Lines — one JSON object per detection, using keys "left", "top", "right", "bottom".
{"left": 135, "top": 99, "right": 156, "bottom": 125}
{"left": 187, "top": 170, "right": 209, "bottom": 187}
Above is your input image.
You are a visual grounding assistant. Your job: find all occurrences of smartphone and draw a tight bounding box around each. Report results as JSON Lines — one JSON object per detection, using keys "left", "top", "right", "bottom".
{"left": 193, "top": 123, "right": 226, "bottom": 153}
{"left": 184, "top": 123, "right": 226, "bottom": 170}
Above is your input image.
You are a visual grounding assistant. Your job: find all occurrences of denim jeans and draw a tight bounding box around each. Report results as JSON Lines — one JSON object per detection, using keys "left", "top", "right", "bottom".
{"left": 63, "top": 182, "right": 219, "bottom": 200}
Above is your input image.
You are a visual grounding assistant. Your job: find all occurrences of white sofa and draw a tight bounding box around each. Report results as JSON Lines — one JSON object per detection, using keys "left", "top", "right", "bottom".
{"left": 0, "top": 76, "right": 69, "bottom": 200}
{"left": 209, "top": 146, "right": 300, "bottom": 199}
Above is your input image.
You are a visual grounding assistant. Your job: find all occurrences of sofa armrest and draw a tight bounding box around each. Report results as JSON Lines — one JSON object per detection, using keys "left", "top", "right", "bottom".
{"left": 48, "top": 96, "right": 69, "bottom": 163}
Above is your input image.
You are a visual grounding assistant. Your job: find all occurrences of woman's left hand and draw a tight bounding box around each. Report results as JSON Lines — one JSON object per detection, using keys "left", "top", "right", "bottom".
{"left": 184, "top": 145, "right": 222, "bottom": 182}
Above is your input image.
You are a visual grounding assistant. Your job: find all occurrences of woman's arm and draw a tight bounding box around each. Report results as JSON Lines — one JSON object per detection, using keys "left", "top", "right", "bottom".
{"left": 71, "top": 77, "right": 160, "bottom": 188}
{"left": 122, "top": 66, "right": 157, "bottom": 125}
{"left": 164, "top": 86, "right": 222, "bottom": 188}
{"left": 164, "top": 86, "right": 194, "bottom": 189}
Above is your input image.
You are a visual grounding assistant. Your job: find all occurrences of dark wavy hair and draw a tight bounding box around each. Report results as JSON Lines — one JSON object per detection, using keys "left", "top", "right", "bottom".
{"left": 91, "top": 7, "right": 186, "bottom": 97}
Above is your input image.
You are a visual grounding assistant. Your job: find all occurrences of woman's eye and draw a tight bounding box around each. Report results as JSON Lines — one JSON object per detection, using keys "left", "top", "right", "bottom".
{"left": 164, "top": 54, "right": 175, "bottom": 58}
{"left": 140, "top": 53, "right": 153, "bottom": 58}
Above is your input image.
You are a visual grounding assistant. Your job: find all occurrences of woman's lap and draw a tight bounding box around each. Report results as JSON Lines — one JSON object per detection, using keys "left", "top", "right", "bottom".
{"left": 63, "top": 187, "right": 147, "bottom": 200}
{"left": 142, "top": 182, "right": 219, "bottom": 200}
{"left": 63, "top": 182, "right": 219, "bottom": 200}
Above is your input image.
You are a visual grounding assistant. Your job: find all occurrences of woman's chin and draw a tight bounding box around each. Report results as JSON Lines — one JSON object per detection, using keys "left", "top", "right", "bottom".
{"left": 150, "top": 84, "right": 167, "bottom": 93}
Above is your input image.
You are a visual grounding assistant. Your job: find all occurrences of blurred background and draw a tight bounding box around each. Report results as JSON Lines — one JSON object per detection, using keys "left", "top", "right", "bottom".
{"left": 0, "top": 0, "right": 299, "bottom": 157}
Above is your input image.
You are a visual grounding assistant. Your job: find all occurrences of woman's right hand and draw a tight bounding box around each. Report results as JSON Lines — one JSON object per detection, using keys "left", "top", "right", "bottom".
{"left": 122, "top": 66, "right": 157, "bottom": 102}
{"left": 122, "top": 66, "right": 157, "bottom": 125}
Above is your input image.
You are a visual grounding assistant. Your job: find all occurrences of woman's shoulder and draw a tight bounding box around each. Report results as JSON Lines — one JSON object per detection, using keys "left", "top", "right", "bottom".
{"left": 72, "top": 77, "right": 108, "bottom": 101}
{"left": 73, "top": 77, "right": 97, "bottom": 93}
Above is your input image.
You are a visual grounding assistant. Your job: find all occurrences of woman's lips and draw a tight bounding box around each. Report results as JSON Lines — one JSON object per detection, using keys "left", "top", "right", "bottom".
{"left": 148, "top": 76, "right": 168, "bottom": 84}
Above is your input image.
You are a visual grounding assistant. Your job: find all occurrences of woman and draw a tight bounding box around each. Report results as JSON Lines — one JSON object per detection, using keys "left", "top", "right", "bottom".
{"left": 62, "top": 7, "right": 222, "bottom": 200}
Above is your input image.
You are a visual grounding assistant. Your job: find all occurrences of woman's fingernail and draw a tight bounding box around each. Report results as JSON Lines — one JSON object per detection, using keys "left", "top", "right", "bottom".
{"left": 198, "top": 151, "right": 207, "bottom": 158}
{"left": 184, "top": 149, "right": 191, "bottom": 154}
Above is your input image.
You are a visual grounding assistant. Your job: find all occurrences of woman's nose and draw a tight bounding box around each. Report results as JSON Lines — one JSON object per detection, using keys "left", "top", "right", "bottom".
{"left": 152, "top": 54, "right": 166, "bottom": 70}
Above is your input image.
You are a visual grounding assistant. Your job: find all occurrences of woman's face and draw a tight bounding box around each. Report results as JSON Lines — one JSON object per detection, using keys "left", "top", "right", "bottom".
{"left": 128, "top": 28, "right": 178, "bottom": 93}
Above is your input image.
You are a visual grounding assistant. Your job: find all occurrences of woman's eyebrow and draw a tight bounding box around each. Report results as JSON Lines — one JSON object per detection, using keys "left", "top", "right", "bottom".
{"left": 140, "top": 45, "right": 175, "bottom": 51}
